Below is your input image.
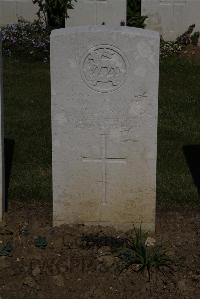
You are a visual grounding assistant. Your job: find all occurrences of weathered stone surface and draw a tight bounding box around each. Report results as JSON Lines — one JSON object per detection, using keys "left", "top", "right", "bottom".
{"left": 0, "top": 32, "right": 4, "bottom": 222}
{"left": 51, "top": 26, "right": 160, "bottom": 231}
{"left": 66, "top": 0, "right": 127, "bottom": 27}
{"left": 142, "top": 0, "right": 200, "bottom": 41}
{"left": 0, "top": 0, "right": 38, "bottom": 26}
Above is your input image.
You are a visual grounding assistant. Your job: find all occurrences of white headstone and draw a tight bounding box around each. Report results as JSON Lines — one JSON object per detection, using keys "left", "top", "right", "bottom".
{"left": 0, "top": 0, "right": 38, "bottom": 26}
{"left": 51, "top": 26, "right": 160, "bottom": 231}
{"left": 0, "top": 31, "right": 4, "bottom": 221}
{"left": 142, "top": 0, "right": 200, "bottom": 41}
{"left": 66, "top": 0, "right": 127, "bottom": 27}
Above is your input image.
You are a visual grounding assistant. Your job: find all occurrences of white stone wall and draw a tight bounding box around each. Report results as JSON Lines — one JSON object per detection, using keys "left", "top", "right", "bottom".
{"left": 0, "top": 0, "right": 127, "bottom": 27}
{"left": 66, "top": 0, "right": 127, "bottom": 27}
{"left": 0, "top": 0, "right": 38, "bottom": 26}
{"left": 142, "top": 0, "right": 200, "bottom": 40}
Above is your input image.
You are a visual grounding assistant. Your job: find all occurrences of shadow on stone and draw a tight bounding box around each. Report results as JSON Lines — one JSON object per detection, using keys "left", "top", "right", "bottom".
{"left": 4, "top": 138, "right": 15, "bottom": 211}
{"left": 183, "top": 145, "right": 200, "bottom": 194}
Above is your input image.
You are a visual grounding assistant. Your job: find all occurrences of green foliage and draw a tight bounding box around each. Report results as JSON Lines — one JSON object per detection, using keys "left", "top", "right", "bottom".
{"left": 34, "top": 236, "right": 48, "bottom": 249}
{"left": 32, "top": 0, "right": 76, "bottom": 28}
{"left": 127, "top": 0, "right": 147, "bottom": 28}
{"left": 1, "top": 19, "right": 50, "bottom": 62}
{"left": 117, "top": 227, "right": 171, "bottom": 280}
{"left": 176, "top": 24, "right": 196, "bottom": 46}
{"left": 4, "top": 58, "right": 51, "bottom": 202}
{"left": 0, "top": 242, "right": 13, "bottom": 256}
{"left": 160, "top": 39, "right": 183, "bottom": 59}
{"left": 161, "top": 24, "right": 200, "bottom": 58}
{"left": 191, "top": 32, "right": 200, "bottom": 46}
{"left": 176, "top": 24, "right": 200, "bottom": 47}
{"left": 158, "top": 57, "right": 200, "bottom": 207}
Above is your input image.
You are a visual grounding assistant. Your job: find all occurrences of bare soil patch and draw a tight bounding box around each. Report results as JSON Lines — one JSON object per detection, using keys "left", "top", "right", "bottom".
{"left": 0, "top": 201, "right": 200, "bottom": 298}
{"left": 180, "top": 44, "right": 200, "bottom": 60}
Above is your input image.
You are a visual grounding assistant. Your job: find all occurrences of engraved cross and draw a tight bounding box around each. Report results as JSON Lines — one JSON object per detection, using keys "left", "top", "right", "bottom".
{"left": 82, "top": 134, "right": 126, "bottom": 204}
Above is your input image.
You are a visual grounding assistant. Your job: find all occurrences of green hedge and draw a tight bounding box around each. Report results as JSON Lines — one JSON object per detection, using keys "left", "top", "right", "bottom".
{"left": 127, "top": 0, "right": 147, "bottom": 28}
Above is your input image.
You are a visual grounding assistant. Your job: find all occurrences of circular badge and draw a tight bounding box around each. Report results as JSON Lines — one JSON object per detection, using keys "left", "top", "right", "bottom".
{"left": 81, "top": 45, "right": 128, "bottom": 93}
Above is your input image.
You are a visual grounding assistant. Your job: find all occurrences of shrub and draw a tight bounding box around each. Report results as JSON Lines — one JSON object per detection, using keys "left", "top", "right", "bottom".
{"left": 191, "top": 32, "right": 200, "bottom": 46}
{"left": 160, "top": 39, "right": 183, "bottom": 59}
{"left": 160, "top": 24, "right": 200, "bottom": 58}
{"left": 32, "top": 0, "right": 76, "bottom": 28}
{"left": 176, "top": 24, "right": 196, "bottom": 46}
{"left": 127, "top": 0, "right": 147, "bottom": 28}
{"left": 1, "top": 19, "right": 50, "bottom": 62}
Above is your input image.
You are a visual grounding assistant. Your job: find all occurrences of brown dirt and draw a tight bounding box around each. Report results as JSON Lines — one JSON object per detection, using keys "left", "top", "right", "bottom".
{"left": 180, "top": 44, "right": 200, "bottom": 60}
{"left": 0, "top": 201, "right": 200, "bottom": 298}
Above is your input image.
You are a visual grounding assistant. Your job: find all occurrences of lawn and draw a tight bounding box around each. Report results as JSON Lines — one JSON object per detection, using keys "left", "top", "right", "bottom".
{"left": 158, "top": 57, "right": 200, "bottom": 207}
{"left": 4, "top": 58, "right": 52, "bottom": 203}
{"left": 3, "top": 56, "right": 200, "bottom": 207}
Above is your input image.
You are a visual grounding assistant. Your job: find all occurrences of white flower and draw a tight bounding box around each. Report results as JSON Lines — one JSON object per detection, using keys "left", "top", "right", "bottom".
{"left": 145, "top": 237, "right": 156, "bottom": 247}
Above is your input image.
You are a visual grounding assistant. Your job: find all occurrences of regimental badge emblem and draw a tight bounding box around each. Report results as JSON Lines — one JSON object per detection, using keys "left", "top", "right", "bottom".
{"left": 81, "top": 45, "right": 128, "bottom": 93}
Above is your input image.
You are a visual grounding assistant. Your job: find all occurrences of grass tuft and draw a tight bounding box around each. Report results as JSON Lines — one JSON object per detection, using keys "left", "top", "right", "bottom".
{"left": 117, "top": 226, "right": 172, "bottom": 280}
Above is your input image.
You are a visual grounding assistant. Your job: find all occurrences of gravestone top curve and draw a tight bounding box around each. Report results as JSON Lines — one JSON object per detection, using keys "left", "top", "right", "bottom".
{"left": 51, "top": 25, "right": 160, "bottom": 38}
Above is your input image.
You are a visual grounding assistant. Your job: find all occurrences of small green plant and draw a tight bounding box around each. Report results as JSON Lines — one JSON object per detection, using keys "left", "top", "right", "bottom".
{"left": 160, "top": 39, "right": 183, "bottom": 58}
{"left": 176, "top": 24, "right": 200, "bottom": 46}
{"left": 127, "top": 0, "right": 147, "bottom": 28}
{"left": 34, "top": 236, "right": 48, "bottom": 249}
{"left": 0, "top": 242, "right": 13, "bottom": 256}
{"left": 117, "top": 226, "right": 171, "bottom": 281}
{"left": 191, "top": 32, "right": 200, "bottom": 46}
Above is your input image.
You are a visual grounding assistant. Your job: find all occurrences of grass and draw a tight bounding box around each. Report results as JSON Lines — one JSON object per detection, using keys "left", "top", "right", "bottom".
{"left": 4, "top": 57, "right": 52, "bottom": 203}
{"left": 3, "top": 55, "right": 200, "bottom": 207}
{"left": 158, "top": 57, "right": 200, "bottom": 207}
